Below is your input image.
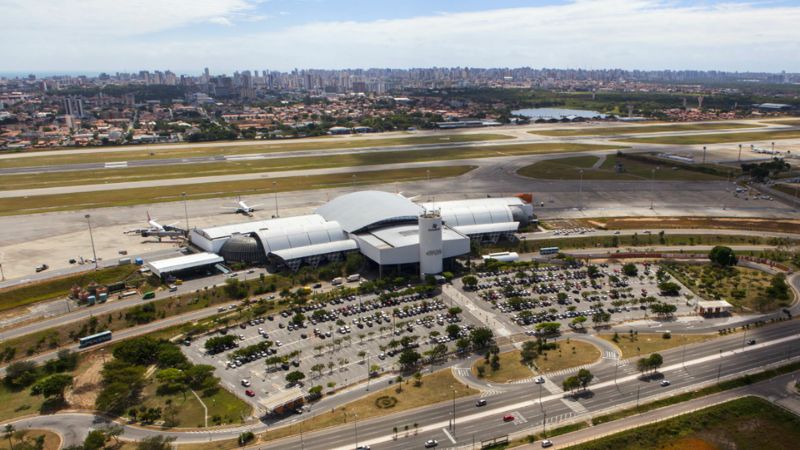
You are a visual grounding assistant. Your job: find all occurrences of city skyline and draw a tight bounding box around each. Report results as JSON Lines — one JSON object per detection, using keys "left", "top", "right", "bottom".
{"left": 3, "top": 0, "right": 800, "bottom": 73}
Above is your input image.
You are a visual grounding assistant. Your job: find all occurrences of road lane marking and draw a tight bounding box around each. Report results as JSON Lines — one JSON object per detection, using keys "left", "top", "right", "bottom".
{"left": 442, "top": 427, "right": 457, "bottom": 444}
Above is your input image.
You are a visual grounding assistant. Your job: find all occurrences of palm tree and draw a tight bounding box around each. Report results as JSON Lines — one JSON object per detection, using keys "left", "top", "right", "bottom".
{"left": 4, "top": 424, "right": 14, "bottom": 450}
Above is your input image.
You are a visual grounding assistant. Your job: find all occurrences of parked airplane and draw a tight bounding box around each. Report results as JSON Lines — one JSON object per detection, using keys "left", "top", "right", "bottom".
{"left": 125, "top": 212, "right": 184, "bottom": 240}
{"left": 224, "top": 198, "right": 261, "bottom": 216}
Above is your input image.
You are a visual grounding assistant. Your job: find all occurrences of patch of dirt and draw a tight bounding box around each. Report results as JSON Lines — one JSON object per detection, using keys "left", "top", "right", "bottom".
{"left": 584, "top": 216, "right": 800, "bottom": 233}
{"left": 65, "top": 353, "right": 106, "bottom": 410}
{"left": 659, "top": 437, "right": 721, "bottom": 450}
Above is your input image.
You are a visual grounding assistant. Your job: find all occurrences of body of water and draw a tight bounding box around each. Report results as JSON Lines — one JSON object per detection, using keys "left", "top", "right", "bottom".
{"left": 512, "top": 107, "right": 607, "bottom": 119}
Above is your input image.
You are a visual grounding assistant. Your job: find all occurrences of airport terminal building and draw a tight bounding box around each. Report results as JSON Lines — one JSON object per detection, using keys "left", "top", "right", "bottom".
{"left": 188, "top": 191, "right": 533, "bottom": 275}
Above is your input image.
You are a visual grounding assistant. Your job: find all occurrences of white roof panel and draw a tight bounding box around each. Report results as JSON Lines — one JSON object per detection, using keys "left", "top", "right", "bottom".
{"left": 316, "top": 190, "right": 423, "bottom": 233}
{"left": 146, "top": 252, "right": 224, "bottom": 276}
{"left": 453, "top": 222, "right": 519, "bottom": 236}
{"left": 271, "top": 239, "right": 358, "bottom": 261}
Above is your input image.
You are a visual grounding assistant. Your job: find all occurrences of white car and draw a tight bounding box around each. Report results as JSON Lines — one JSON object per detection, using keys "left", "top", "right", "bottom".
{"left": 535, "top": 376, "right": 545, "bottom": 384}
{"left": 660, "top": 380, "right": 671, "bottom": 387}
{"left": 541, "top": 439, "right": 553, "bottom": 448}
{"left": 424, "top": 440, "right": 438, "bottom": 448}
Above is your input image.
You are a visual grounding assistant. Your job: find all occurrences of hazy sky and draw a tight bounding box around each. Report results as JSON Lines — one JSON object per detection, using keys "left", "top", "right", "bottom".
{"left": 2, "top": 0, "right": 799, "bottom": 74}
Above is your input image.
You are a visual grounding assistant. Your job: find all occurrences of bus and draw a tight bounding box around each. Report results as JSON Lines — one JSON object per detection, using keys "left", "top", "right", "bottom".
{"left": 79, "top": 331, "right": 112, "bottom": 348}
{"left": 539, "top": 247, "right": 560, "bottom": 255}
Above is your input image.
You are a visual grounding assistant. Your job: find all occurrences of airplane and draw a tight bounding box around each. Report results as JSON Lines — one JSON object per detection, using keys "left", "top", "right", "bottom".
{"left": 125, "top": 212, "right": 184, "bottom": 240}
{"left": 224, "top": 198, "right": 261, "bottom": 217}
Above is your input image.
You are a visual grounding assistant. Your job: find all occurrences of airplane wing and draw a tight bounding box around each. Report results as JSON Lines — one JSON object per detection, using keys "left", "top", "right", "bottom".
{"left": 248, "top": 204, "right": 262, "bottom": 209}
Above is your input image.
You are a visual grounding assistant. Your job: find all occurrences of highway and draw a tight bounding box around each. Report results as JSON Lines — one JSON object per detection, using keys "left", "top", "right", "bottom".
{"left": 4, "top": 319, "right": 799, "bottom": 448}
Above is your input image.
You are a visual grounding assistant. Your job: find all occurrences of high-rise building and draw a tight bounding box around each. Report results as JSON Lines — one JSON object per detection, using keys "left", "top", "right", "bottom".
{"left": 63, "top": 97, "right": 85, "bottom": 118}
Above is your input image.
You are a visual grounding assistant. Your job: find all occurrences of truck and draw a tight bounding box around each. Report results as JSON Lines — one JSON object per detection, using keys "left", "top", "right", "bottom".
{"left": 331, "top": 277, "right": 344, "bottom": 286}
{"left": 118, "top": 257, "right": 132, "bottom": 266}
{"left": 346, "top": 274, "right": 361, "bottom": 282}
{"left": 35, "top": 264, "right": 49, "bottom": 273}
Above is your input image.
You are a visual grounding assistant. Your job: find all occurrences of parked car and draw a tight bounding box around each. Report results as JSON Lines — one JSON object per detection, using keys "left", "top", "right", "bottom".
{"left": 541, "top": 439, "right": 553, "bottom": 448}
{"left": 245, "top": 389, "right": 255, "bottom": 397}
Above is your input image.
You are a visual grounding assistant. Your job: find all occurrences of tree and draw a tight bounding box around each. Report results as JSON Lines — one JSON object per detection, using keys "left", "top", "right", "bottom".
{"left": 648, "top": 353, "right": 664, "bottom": 373}
{"left": 398, "top": 349, "right": 421, "bottom": 370}
{"left": 4, "top": 361, "right": 39, "bottom": 389}
{"left": 445, "top": 324, "right": 461, "bottom": 339}
{"left": 658, "top": 281, "right": 681, "bottom": 296}
{"left": 622, "top": 263, "right": 638, "bottom": 277}
{"left": 83, "top": 429, "right": 108, "bottom": 450}
{"left": 535, "top": 322, "right": 561, "bottom": 335}
{"left": 31, "top": 373, "right": 73, "bottom": 400}
{"left": 155, "top": 368, "right": 187, "bottom": 395}
{"left": 469, "top": 327, "right": 495, "bottom": 349}
{"left": 136, "top": 436, "right": 176, "bottom": 450}
{"left": 571, "top": 316, "right": 587, "bottom": 329}
{"left": 709, "top": 246, "right": 737, "bottom": 266}
{"left": 184, "top": 364, "right": 217, "bottom": 390}
{"left": 4, "top": 424, "right": 14, "bottom": 450}
{"left": 285, "top": 371, "right": 306, "bottom": 385}
{"left": 592, "top": 311, "right": 611, "bottom": 326}
{"left": 520, "top": 341, "right": 538, "bottom": 366}
{"left": 651, "top": 303, "right": 677, "bottom": 318}
{"left": 103, "top": 424, "right": 124, "bottom": 447}
{"left": 462, "top": 275, "right": 478, "bottom": 289}
{"left": 576, "top": 368, "right": 594, "bottom": 390}
{"left": 587, "top": 265, "right": 600, "bottom": 278}
{"left": 562, "top": 376, "right": 580, "bottom": 393}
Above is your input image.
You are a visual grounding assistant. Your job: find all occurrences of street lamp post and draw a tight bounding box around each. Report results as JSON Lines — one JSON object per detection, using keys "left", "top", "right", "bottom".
{"left": 578, "top": 169, "right": 584, "bottom": 211}
{"left": 451, "top": 385, "right": 456, "bottom": 435}
{"left": 717, "top": 349, "right": 723, "bottom": 384}
{"left": 273, "top": 181, "right": 279, "bottom": 218}
{"left": 181, "top": 192, "right": 189, "bottom": 231}
{"left": 366, "top": 352, "right": 371, "bottom": 391}
{"left": 738, "top": 144, "right": 742, "bottom": 161}
{"left": 649, "top": 167, "right": 659, "bottom": 209}
{"left": 85, "top": 214, "right": 98, "bottom": 269}
{"left": 353, "top": 413, "right": 359, "bottom": 448}
{"left": 702, "top": 146, "right": 707, "bottom": 164}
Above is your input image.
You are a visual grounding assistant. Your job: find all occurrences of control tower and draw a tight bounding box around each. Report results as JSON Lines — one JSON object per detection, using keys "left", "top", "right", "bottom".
{"left": 418, "top": 210, "right": 443, "bottom": 279}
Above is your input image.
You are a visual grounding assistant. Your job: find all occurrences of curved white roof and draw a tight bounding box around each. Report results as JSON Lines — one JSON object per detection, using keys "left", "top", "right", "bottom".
{"left": 315, "top": 190, "right": 423, "bottom": 233}
{"left": 253, "top": 221, "right": 348, "bottom": 254}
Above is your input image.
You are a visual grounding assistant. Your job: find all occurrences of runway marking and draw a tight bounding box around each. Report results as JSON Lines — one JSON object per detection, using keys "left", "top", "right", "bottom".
{"left": 442, "top": 427, "right": 457, "bottom": 444}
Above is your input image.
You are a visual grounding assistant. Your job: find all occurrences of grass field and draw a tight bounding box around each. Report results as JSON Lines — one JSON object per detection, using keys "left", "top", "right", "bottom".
{"left": 0, "top": 133, "right": 514, "bottom": 169}
{"left": 0, "top": 165, "right": 475, "bottom": 216}
{"left": 621, "top": 128, "right": 800, "bottom": 145}
{"left": 0, "top": 265, "right": 139, "bottom": 313}
{"left": 517, "top": 154, "right": 727, "bottom": 181}
{"left": 666, "top": 264, "right": 792, "bottom": 313}
{"left": 139, "top": 380, "right": 252, "bottom": 428}
{"left": 0, "top": 384, "right": 46, "bottom": 423}
{"left": 583, "top": 216, "right": 800, "bottom": 234}
{"left": 531, "top": 122, "right": 761, "bottom": 137}
{"left": 0, "top": 429, "right": 61, "bottom": 450}
{"left": 0, "top": 142, "right": 622, "bottom": 192}
{"left": 533, "top": 339, "right": 601, "bottom": 373}
{"left": 507, "top": 233, "right": 783, "bottom": 255}
{"left": 260, "top": 369, "right": 478, "bottom": 443}
{"left": 566, "top": 396, "right": 800, "bottom": 450}
{"left": 599, "top": 333, "right": 717, "bottom": 359}
{"left": 471, "top": 350, "right": 534, "bottom": 383}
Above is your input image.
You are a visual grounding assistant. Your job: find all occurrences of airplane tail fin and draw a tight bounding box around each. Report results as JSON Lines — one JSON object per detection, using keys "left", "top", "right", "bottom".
{"left": 147, "top": 211, "right": 151, "bottom": 221}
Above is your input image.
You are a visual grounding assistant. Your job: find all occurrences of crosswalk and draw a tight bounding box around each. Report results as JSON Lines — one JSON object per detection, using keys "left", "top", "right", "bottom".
{"left": 452, "top": 367, "right": 471, "bottom": 378}
{"left": 602, "top": 350, "right": 619, "bottom": 360}
{"left": 480, "top": 388, "right": 505, "bottom": 398}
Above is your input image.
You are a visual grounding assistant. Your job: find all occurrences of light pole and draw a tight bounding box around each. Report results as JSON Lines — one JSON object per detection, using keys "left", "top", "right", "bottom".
{"left": 181, "top": 192, "right": 189, "bottom": 231}
{"left": 451, "top": 385, "right": 456, "bottom": 435}
{"left": 85, "top": 214, "right": 98, "bottom": 269}
{"left": 742, "top": 326, "right": 748, "bottom": 350}
{"left": 352, "top": 174, "right": 357, "bottom": 190}
{"left": 717, "top": 349, "right": 723, "bottom": 384}
{"left": 273, "top": 181, "right": 279, "bottom": 217}
{"left": 649, "top": 167, "right": 659, "bottom": 209}
{"left": 366, "top": 352, "right": 371, "bottom": 391}
{"left": 702, "top": 146, "right": 707, "bottom": 164}
{"left": 578, "top": 169, "right": 584, "bottom": 211}
{"left": 0, "top": 263, "right": 4, "bottom": 282}
{"left": 738, "top": 144, "right": 742, "bottom": 161}
{"left": 353, "top": 413, "right": 359, "bottom": 448}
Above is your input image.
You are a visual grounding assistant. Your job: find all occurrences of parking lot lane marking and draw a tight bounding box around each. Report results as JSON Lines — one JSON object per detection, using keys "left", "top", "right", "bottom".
{"left": 442, "top": 428, "right": 457, "bottom": 444}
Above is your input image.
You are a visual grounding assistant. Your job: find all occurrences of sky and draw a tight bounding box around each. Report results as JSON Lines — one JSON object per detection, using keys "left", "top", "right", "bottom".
{"left": 2, "top": 0, "right": 799, "bottom": 74}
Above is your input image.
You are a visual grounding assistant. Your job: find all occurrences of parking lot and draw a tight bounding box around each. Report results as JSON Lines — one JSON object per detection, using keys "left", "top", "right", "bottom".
{"left": 182, "top": 285, "right": 483, "bottom": 413}
{"left": 459, "top": 261, "right": 696, "bottom": 335}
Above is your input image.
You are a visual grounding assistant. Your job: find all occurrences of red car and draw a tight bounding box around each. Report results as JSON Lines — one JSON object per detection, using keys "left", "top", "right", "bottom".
{"left": 503, "top": 414, "right": 515, "bottom": 422}
{"left": 245, "top": 389, "right": 255, "bottom": 397}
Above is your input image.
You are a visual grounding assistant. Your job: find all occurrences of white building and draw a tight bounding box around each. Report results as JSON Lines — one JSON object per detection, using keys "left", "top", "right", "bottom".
{"left": 188, "top": 190, "right": 534, "bottom": 275}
